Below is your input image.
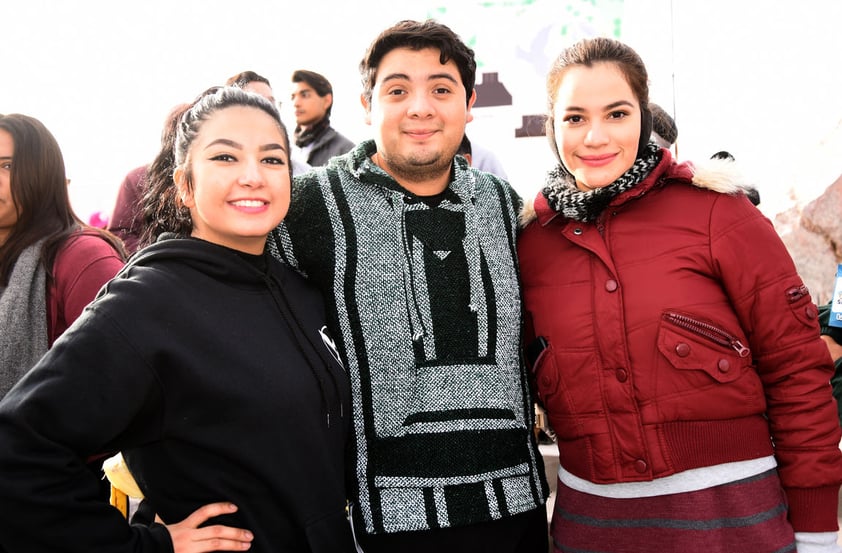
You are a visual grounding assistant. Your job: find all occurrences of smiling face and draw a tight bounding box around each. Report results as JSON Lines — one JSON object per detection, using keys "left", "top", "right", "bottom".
{"left": 0, "top": 129, "right": 17, "bottom": 246}
{"left": 176, "top": 105, "right": 290, "bottom": 254}
{"left": 362, "top": 47, "right": 476, "bottom": 195}
{"left": 553, "top": 61, "right": 641, "bottom": 191}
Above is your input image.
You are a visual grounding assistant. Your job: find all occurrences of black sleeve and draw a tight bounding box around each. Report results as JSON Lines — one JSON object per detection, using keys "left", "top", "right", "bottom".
{"left": 818, "top": 302, "right": 842, "bottom": 343}
{"left": 0, "top": 302, "right": 169, "bottom": 552}
{"left": 818, "top": 302, "right": 842, "bottom": 428}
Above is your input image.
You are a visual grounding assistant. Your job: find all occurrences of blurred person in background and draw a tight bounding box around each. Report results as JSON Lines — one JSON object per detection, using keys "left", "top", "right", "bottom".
{"left": 0, "top": 113, "right": 125, "bottom": 397}
{"left": 290, "top": 69, "right": 355, "bottom": 169}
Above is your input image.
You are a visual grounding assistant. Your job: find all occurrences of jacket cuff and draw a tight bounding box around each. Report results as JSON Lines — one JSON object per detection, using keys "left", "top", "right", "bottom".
{"left": 138, "top": 522, "right": 175, "bottom": 553}
{"left": 785, "top": 485, "right": 841, "bottom": 532}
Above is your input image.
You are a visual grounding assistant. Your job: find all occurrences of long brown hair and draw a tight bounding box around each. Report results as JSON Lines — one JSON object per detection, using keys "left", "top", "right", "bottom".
{"left": 0, "top": 114, "right": 125, "bottom": 286}
{"left": 138, "top": 103, "right": 192, "bottom": 248}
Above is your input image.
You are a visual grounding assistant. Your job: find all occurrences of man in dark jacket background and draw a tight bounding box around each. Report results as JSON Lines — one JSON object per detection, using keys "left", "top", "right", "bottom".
{"left": 290, "top": 69, "right": 355, "bottom": 171}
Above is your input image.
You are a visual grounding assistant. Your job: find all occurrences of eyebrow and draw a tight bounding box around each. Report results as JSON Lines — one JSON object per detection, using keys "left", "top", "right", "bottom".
{"left": 565, "top": 100, "right": 635, "bottom": 112}
{"left": 205, "top": 138, "right": 286, "bottom": 152}
{"left": 381, "top": 72, "right": 459, "bottom": 86}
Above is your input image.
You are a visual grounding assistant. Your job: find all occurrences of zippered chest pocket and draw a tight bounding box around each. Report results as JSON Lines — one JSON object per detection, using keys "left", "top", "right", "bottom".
{"left": 657, "top": 311, "right": 752, "bottom": 383}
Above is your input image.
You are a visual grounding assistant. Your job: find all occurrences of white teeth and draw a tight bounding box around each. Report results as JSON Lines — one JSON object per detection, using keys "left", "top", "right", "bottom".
{"left": 232, "top": 200, "right": 264, "bottom": 207}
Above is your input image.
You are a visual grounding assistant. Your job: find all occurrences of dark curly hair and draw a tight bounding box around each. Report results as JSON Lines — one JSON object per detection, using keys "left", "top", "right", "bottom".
{"left": 359, "top": 19, "right": 476, "bottom": 107}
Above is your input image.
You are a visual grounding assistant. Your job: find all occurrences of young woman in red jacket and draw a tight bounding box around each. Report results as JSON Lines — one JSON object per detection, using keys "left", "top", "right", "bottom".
{"left": 519, "top": 37, "right": 842, "bottom": 553}
{"left": 0, "top": 113, "right": 126, "bottom": 398}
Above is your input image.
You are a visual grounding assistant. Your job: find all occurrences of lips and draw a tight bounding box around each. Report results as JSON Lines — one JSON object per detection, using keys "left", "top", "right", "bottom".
{"left": 229, "top": 199, "right": 269, "bottom": 215}
{"left": 578, "top": 153, "right": 617, "bottom": 167}
{"left": 230, "top": 199, "right": 266, "bottom": 208}
{"left": 405, "top": 129, "right": 437, "bottom": 140}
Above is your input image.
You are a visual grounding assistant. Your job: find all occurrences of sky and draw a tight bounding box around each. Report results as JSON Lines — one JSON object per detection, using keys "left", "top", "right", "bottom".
{"left": 4, "top": 0, "right": 842, "bottom": 221}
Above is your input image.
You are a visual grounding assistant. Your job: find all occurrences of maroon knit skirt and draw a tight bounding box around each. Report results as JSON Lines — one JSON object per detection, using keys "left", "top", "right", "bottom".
{"left": 551, "top": 469, "right": 795, "bottom": 553}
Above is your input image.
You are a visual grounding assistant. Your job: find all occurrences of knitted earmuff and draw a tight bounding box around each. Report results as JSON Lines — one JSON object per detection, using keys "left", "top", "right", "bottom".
{"left": 637, "top": 103, "right": 653, "bottom": 157}
{"left": 545, "top": 102, "right": 654, "bottom": 174}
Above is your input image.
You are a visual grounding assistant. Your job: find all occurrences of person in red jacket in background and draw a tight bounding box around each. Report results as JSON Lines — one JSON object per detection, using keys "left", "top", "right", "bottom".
{"left": 518, "top": 37, "right": 842, "bottom": 553}
{"left": 0, "top": 113, "right": 125, "bottom": 396}
{"left": 0, "top": 114, "right": 126, "bottom": 503}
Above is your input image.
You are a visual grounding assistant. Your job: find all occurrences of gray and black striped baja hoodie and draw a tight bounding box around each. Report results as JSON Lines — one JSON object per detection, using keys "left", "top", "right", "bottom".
{"left": 269, "top": 139, "right": 547, "bottom": 535}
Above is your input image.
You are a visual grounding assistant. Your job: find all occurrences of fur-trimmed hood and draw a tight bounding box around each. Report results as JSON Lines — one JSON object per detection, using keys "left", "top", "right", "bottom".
{"left": 519, "top": 153, "right": 756, "bottom": 227}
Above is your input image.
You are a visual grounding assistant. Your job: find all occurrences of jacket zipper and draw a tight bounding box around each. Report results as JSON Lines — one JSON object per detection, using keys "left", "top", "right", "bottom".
{"left": 663, "top": 312, "right": 750, "bottom": 358}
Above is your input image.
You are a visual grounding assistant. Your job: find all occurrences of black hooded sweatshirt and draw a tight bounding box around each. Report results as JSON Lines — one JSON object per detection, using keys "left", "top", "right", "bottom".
{"left": 0, "top": 237, "right": 354, "bottom": 552}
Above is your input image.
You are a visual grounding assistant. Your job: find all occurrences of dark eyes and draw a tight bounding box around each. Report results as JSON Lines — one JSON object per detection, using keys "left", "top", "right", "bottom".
{"left": 210, "top": 154, "right": 286, "bottom": 165}
{"left": 385, "top": 86, "right": 453, "bottom": 96}
{"left": 562, "top": 111, "right": 630, "bottom": 124}
{"left": 210, "top": 154, "right": 236, "bottom": 162}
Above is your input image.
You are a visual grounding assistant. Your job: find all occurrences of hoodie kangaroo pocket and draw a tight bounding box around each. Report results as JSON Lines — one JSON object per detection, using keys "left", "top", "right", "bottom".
{"left": 401, "top": 360, "right": 522, "bottom": 435}
{"left": 366, "top": 360, "right": 532, "bottom": 484}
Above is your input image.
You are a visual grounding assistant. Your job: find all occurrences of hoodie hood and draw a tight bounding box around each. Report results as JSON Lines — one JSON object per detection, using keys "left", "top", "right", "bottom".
{"left": 127, "top": 235, "right": 271, "bottom": 286}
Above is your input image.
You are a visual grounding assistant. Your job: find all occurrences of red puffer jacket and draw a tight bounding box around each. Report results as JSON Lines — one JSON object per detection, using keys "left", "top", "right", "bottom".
{"left": 518, "top": 150, "right": 842, "bottom": 532}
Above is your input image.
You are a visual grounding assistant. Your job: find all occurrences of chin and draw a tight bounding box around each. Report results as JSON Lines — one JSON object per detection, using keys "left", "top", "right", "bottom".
{"left": 575, "top": 178, "right": 611, "bottom": 191}
{"left": 575, "top": 170, "right": 623, "bottom": 191}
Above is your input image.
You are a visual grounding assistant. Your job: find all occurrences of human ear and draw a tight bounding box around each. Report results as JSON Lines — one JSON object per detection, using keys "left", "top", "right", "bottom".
{"left": 174, "top": 167, "right": 194, "bottom": 208}
{"left": 360, "top": 94, "right": 372, "bottom": 125}
{"left": 465, "top": 89, "right": 477, "bottom": 124}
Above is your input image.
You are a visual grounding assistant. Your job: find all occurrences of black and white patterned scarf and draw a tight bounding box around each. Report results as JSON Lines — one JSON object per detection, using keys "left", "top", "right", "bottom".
{"left": 293, "top": 116, "right": 331, "bottom": 148}
{"left": 542, "top": 143, "right": 662, "bottom": 222}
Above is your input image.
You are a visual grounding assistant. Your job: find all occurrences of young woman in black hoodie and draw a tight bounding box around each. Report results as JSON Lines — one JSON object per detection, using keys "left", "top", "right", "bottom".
{"left": 0, "top": 87, "right": 354, "bottom": 553}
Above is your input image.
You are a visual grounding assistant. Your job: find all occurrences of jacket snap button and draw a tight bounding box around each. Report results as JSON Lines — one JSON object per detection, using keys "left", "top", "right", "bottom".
{"left": 805, "top": 305, "right": 818, "bottom": 319}
{"left": 573, "top": 228, "right": 583, "bottom": 235}
{"left": 634, "top": 459, "right": 648, "bottom": 473}
{"left": 541, "top": 375, "right": 552, "bottom": 387}
{"left": 675, "top": 343, "right": 690, "bottom": 357}
{"left": 616, "top": 368, "right": 628, "bottom": 382}
{"left": 717, "top": 359, "right": 730, "bottom": 373}
{"left": 605, "top": 279, "right": 618, "bottom": 292}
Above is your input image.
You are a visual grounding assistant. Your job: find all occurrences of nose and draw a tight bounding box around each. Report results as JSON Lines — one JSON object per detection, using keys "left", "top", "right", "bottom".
{"left": 406, "top": 92, "right": 434, "bottom": 118}
{"left": 584, "top": 121, "right": 609, "bottom": 146}
{"left": 238, "top": 158, "right": 264, "bottom": 187}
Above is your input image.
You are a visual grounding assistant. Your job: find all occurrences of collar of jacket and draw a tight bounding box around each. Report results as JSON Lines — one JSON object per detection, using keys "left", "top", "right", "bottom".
{"left": 519, "top": 148, "right": 753, "bottom": 227}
